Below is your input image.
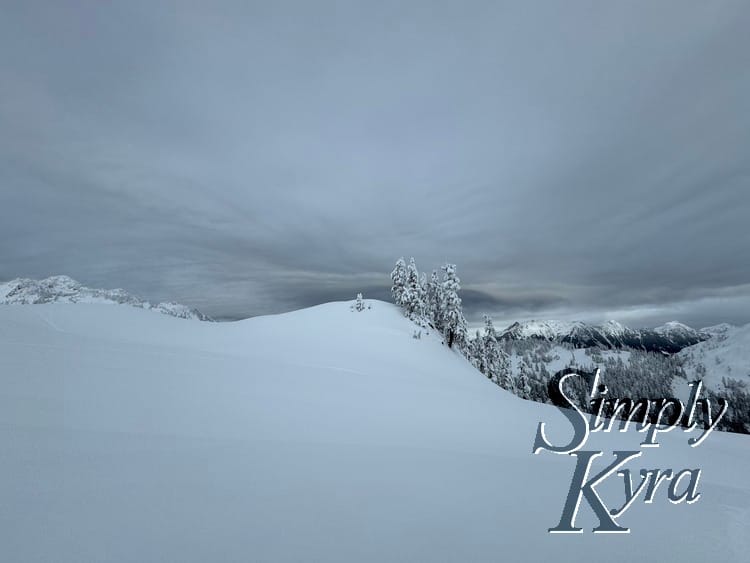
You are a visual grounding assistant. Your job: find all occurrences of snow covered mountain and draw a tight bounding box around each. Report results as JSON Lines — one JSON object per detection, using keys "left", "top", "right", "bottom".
{"left": 1, "top": 299, "right": 748, "bottom": 562}
{"left": 0, "top": 275, "right": 211, "bottom": 320}
{"left": 499, "top": 318, "right": 706, "bottom": 353}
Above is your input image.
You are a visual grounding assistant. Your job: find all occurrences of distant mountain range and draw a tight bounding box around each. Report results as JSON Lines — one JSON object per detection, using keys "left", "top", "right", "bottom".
{"left": 0, "top": 276, "right": 729, "bottom": 354}
{"left": 0, "top": 275, "right": 211, "bottom": 321}
{"left": 498, "top": 319, "right": 709, "bottom": 353}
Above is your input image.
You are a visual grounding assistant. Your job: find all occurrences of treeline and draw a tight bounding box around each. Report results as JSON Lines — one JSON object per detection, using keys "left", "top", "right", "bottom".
{"left": 390, "top": 257, "right": 467, "bottom": 348}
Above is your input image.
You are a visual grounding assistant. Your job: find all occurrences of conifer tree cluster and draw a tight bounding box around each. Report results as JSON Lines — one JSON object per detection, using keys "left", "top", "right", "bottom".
{"left": 391, "top": 257, "right": 468, "bottom": 348}
{"left": 471, "top": 315, "right": 513, "bottom": 390}
{"left": 390, "top": 257, "right": 511, "bottom": 386}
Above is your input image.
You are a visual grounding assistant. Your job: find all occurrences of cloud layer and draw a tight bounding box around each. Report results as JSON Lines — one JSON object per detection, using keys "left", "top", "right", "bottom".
{"left": 1, "top": 1, "right": 749, "bottom": 328}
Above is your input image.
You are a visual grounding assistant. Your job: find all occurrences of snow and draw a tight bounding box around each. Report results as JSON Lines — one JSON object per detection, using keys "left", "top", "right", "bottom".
{"left": 1, "top": 300, "right": 748, "bottom": 562}
{"left": 679, "top": 323, "right": 750, "bottom": 387}
{"left": 600, "top": 319, "right": 628, "bottom": 336}
{"left": 0, "top": 275, "right": 210, "bottom": 320}
{"left": 654, "top": 321, "right": 695, "bottom": 335}
{"left": 503, "top": 319, "right": 634, "bottom": 340}
{"left": 504, "top": 319, "right": 585, "bottom": 339}
{"left": 501, "top": 318, "right": 706, "bottom": 352}
{"left": 700, "top": 323, "right": 735, "bottom": 340}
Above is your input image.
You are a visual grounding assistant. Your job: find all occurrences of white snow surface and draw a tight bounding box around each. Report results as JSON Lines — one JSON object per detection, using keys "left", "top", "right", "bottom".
{"left": 1, "top": 300, "right": 748, "bottom": 562}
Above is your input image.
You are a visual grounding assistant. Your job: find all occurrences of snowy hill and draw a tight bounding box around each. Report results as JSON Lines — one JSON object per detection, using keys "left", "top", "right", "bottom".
{"left": 500, "top": 318, "right": 706, "bottom": 353}
{"left": 699, "top": 323, "right": 736, "bottom": 341}
{"left": 1, "top": 300, "right": 748, "bottom": 561}
{"left": 0, "top": 275, "right": 211, "bottom": 320}
{"left": 679, "top": 323, "right": 750, "bottom": 388}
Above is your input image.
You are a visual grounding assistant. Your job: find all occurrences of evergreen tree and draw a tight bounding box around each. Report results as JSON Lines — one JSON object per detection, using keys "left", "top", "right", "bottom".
{"left": 497, "top": 351, "right": 513, "bottom": 390}
{"left": 390, "top": 258, "right": 407, "bottom": 308}
{"left": 481, "top": 315, "right": 500, "bottom": 382}
{"left": 441, "top": 263, "right": 467, "bottom": 349}
{"left": 516, "top": 368, "right": 532, "bottom": 399}
{"left": 425, "top": 270, "right": 444, "bottom": 331}
{"left": 419, "top": 272, "right": 428, "bottom": 309}
{"left": 478, "top": 315, "right": 511, "bottom": 386}
{"left": 469, "top": 330, "right": 487, "bottom": 375}
{"left": 402, "top": 257, "right": 426, "bottom": 322}
{"left": 354, "top": 292, "right": 365, "bottom": 312}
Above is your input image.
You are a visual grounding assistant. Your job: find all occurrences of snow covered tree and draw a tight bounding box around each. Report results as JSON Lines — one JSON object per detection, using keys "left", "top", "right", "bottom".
{"left": 516, "top": 368, "right": 532, "bottom": 399}
{"left": 425, "top": 270, "right": 444, "bottom": 331}
{"left": 469, "top": 330, "right": 487, "bottom": 374}
{"left": 482, "top": 315, "right": 497, "bottom": 345}
{"left": 477, "top": 315, "right": 512, "bottom": 387}
{"left": 481, "top": 316, "right": 500, "bottom": 382}
{"left": 390, "top": 258, "right": 407, "bottom": 308}
{"left": 402, "top": 257, "right": 426, "bottom": 322}
{"left": 440, "top": 263, "right": 467, "bottom": 349}
{"left": 354, "top": 292, "right": 365, "bottom": 312}
{"left": 497, "top": 352, "right": 513, "bottom": 390}
{"left": 419, "top": 272, "right": 428, "bottom": 309}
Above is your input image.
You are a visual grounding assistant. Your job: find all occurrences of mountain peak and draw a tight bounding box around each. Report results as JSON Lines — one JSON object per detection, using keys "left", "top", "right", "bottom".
{"left": 654, "top": 321, "right": 695, "bottom": 334}
{"left": 600, "top": 319, "right": 630, "bottom": 336}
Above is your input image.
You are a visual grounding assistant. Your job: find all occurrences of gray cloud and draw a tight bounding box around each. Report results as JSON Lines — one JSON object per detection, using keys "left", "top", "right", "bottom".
{"left": 1, "top": 1, "right": 749, "bottom": 329}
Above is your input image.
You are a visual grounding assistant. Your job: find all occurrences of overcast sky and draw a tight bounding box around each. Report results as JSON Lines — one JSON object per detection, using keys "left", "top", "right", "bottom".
{"left": 1, "top": 1, "right": 749, "bottom": 328}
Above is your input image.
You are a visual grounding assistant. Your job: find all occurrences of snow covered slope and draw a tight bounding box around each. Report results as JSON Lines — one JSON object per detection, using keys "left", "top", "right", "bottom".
{"left": 679, "top": 323, "right": 750, "bottom": 388}
{"left": 0, "top": 275, "right": 211, "bottom": 320}
{"left": 1, "top": 300, "right": 748, "bottom": 562}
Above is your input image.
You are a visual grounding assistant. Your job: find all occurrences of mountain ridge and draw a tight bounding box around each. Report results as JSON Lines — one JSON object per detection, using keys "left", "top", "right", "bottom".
{"left": 0, "top": 275, "right": 211, "bottom": 321}
{"left": 498, "top": 318, "right": 709, "bottom": 353}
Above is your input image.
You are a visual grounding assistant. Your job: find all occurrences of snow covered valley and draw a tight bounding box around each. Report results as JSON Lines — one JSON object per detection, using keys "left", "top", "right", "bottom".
{"left": 1, "top": 301, "right": 749, "bottom": 562}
